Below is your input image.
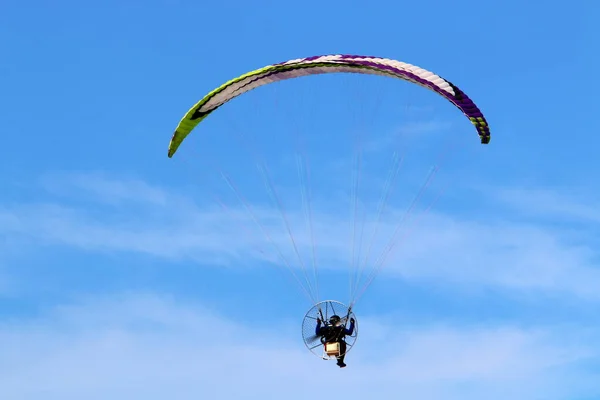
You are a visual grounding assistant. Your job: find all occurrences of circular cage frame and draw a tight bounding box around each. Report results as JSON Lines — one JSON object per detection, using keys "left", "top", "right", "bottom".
{"left": 301, "top": 300, "right": 358, "bottom": 360}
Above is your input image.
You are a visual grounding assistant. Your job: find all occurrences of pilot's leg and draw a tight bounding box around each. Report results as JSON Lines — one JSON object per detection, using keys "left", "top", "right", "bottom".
{"left": 336, "top": 341, "right": 347, "bottom": 367}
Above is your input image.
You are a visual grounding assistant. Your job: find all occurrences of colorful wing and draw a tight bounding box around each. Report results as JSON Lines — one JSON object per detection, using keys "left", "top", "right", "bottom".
{"left": 168, "top": 54, "right": 490, "bottom": 157}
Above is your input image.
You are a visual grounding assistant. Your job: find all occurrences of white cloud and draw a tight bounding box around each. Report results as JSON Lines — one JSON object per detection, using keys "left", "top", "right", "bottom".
{"left": 40, "top": 171, "right": 171, "bottom": 206}
{"left": 2, "top": 172, "right": 600, "bottom": 300}
{"left": 0, "top": 294, "right": 597, "bottom": 400}
{"left": 385, "top": 213, "right": 600, "bottom": 296}
{"left": 363, "top": 119, "right": 455, "bottom": 153}
{"left": 490, "top": 186, "right": 600, "bottom": 224}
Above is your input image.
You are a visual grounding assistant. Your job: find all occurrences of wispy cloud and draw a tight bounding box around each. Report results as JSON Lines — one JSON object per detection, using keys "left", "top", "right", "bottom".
{"left": 390, "top": 213, "right": 600, "bottom": 297}
{"left": 490, "top": 186, "right": 600, "bottom": 224}
{"left": 363, "top": 119, "right": 455, "bottom": 153}
{"left": 0, "top": 293, "right": 597, "bottom": 400}
{"left": 39, "top": 171, "right": 171, "bottom": 206}
{"left": 2, "top": 171, "right": 600, "bottom": 299}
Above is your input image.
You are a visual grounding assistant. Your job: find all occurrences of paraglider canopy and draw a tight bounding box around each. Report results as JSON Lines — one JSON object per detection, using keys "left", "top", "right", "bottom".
{"left": 167, "top": 54, "right": 490, "bottom": 159}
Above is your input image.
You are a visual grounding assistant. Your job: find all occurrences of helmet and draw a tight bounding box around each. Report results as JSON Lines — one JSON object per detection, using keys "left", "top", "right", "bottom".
{"left": 329, "top": 315, "right": 341, "bottom": 325}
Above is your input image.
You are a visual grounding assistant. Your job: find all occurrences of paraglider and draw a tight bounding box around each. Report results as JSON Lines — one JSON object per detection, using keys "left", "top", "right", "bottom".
{"left": 167, "top": 54, "right": 490, "bottom": 367}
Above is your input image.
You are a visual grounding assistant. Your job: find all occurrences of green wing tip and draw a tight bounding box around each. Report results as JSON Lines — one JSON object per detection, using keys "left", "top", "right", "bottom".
{"left": 167, "top": 131, "right": 180, "bottom": 158}
{"left": 481, "top": 135, "right": 490, "bottom": 144}
{"left": 167, "top": 144, "right": 178, "bottom": 158}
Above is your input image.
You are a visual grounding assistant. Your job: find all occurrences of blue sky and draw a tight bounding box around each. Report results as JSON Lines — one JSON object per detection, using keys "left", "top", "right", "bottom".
{"left": 1, "top": 0, "right": 600, "bottom": 399}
